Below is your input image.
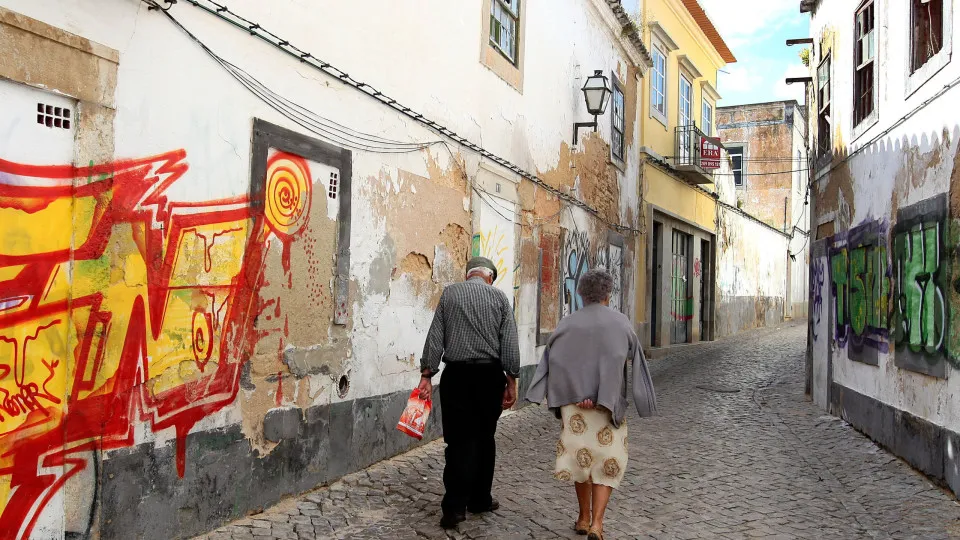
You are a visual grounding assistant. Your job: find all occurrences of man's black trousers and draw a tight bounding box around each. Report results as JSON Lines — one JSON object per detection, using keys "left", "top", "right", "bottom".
{"left": 439, "top": 363, "right": 506, "bottom": 516}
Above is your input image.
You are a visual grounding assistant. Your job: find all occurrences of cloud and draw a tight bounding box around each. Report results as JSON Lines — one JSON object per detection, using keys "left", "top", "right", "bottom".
{"left": 771, "top": 65, "right": 809, "bottom": 104}
{"left": 698, "top": 0, "right": 798, "bottom": 50}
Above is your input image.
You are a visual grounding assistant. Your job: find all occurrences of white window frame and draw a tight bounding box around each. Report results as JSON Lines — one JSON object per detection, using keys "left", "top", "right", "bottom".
{"left": 852, "top": 0, "right": 879, "bottom": 139}
{"left": 648, "top": 22, "right": 678, "bottom": 128}
{"left": 701, "top": 99, "right": 714, "bottom": 136}
{"left": 678, "top": 75, "right": 693, "bottom": 163}
{"left": 679, "top": 74, "right": 693, "bottom": 127}
{"left": 490, "top": 0, "right": 521, "bottom": 65}
{"left": 906, "top": 0, "right": 953, "bottom": 97}
{"left": 650, "top": 45, "right": 668, "bottom": 126}
{"left": 727, "top": 145, "right": 746, "bottom": 188}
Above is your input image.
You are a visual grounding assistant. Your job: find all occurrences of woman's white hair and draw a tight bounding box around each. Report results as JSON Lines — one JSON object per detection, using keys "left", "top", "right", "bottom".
{"left": 466, "top": 266, "right": 494, "bottom": 280}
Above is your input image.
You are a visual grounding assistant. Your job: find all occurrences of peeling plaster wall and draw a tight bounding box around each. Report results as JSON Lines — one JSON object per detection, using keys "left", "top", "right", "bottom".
{"left": 0, "top": 0, "right": 646, "bottom": 537}
{"left": 806, "top": 0, "right": 960, "bottom": 497}
{"left": 716, "top": 101, "right": 810, "bottom": 322}
{"left": 713, "top": 154, "right": 789, "bottom": 338}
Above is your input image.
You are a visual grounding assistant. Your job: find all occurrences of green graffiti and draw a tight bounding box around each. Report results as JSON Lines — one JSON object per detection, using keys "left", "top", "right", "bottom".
{"left": 471, "top": 234, "right": 481, "bottom": 257}
{"left": 831, "top": 243, "right": 889, "bottom": 343}
{"left": 850, "top": 247, "right": 867, "bottom": 335}
{"left": 831, "top": 249, "right": 849, "bottom": 329}
{"left": 891, "top": 222, "right": 945, "bottom": 355}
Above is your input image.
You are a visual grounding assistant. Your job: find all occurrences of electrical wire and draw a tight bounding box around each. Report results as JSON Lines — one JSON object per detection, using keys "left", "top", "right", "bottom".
{"left": 161, "top": 0, "right": 643, "bottom": 235}
{"left": 150, "top": 2, "right": 443, "bottom": 154}
{"left": 811, "top": 70, "right": 960, "bottom": 184}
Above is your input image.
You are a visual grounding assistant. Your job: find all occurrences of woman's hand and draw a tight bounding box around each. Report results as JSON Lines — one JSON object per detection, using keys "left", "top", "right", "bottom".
{"left": 576, "top": 399, "right": 595, "bottom": 409}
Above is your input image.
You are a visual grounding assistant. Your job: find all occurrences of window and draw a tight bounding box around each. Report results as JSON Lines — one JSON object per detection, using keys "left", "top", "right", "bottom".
{"left": 611, "top": 78, "right": 625, "bottom": 162}
{"left": 701, "top": 100, "right": 713, "bottom": 136}
{"left": 854, "top": 1, "right": 876, "bottom": 126}
{"left": 729, "top": 146, "right": 744, "bottom": 187}
{"left": 490, "top": 0, "right": 520, "bottom": 64}
{"left": 678, "top": 75, "right": 693, "bottom": 162}
{"left": 817, "top": 54, "right": 832, "bottom": 155}
{"left": 679, "top": 76, "right": 692, "bottom": 126}
{"left": 651, "top": 46, "right": 667, "bottom": 120}
{"left": 911, "top": 0, "right": 944, "bottom": 73}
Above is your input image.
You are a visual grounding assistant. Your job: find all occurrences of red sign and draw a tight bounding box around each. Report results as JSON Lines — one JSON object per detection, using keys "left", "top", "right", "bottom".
{"left": 700, "top": 137, "right": 721, "bottom": 169}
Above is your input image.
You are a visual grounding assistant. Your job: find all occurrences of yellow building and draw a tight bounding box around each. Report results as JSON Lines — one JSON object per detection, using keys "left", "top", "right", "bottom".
{"left": 637, "top": 0, "right": 735, "bottom": 349}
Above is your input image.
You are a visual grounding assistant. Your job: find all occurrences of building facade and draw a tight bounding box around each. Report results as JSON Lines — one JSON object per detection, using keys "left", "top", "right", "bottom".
{"left": 637, "top": 0, "right": 737, "bottom": 349}
{"left": 715, "top": 100, "right": 810, "bottom": 336}
{"left": 0, "top": 0, "right": 650, "bottom": 537}
{"left": 802, "top": 0, "right": 960, "bottom": 497}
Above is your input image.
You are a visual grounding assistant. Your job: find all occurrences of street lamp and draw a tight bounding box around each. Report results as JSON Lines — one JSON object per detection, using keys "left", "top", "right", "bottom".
{"left": 573, "top": 70, "right": 612, "bottom": 145}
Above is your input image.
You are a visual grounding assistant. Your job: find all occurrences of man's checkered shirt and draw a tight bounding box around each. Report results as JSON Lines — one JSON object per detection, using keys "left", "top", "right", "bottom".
{"left": 420, "top": 277, "right": 521, "bottom": 378}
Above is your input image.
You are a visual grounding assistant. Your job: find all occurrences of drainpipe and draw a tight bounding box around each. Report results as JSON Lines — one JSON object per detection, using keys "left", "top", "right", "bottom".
{"left": 783, "top": 197, "right": 789, "bottom": 232}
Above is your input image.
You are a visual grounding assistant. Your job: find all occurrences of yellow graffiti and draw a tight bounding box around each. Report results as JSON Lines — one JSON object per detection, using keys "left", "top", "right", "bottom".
{"left": 476, "top": 226, "right": 510, "bottom": 285}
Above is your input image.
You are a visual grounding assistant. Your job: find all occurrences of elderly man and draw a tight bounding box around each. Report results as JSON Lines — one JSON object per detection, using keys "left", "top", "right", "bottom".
{"left": 418, "top": 256, "right": 520, "bottom": 529}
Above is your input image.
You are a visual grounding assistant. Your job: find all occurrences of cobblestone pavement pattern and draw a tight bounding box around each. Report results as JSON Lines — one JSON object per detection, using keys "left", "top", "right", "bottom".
{"left": 198, "top": 324, "right": 960, "bottom": 539}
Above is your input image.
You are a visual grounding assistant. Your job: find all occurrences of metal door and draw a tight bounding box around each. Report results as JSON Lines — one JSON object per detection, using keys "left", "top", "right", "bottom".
{"left": 671, "top": 230, "right": 690, "bottom": 344}
{"left": 699, "top": 239, "right": 710, "bottom": 340}
{"left": 651, "top": 222, "right": 662, "bottom": 346}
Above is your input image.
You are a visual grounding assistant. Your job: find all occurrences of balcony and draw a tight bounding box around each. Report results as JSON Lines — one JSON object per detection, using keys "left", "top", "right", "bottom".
{"left": 674, "top": 125, "right": 719, "bottom": 185}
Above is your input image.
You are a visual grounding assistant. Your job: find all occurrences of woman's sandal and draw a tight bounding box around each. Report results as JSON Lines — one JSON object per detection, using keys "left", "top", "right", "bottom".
{"left": 574, "top": 519, "right": 591, "bottom": 535}
{"left": 587, "top": 526, "right": 604, "bottom": 540}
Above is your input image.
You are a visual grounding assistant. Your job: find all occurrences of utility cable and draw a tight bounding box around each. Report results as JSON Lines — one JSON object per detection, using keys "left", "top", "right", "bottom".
{"left": 150, "top": 3, "right": 442, "bottom": 154}
{"left": 158, "top": 0, "right": 642, "bottom": 235}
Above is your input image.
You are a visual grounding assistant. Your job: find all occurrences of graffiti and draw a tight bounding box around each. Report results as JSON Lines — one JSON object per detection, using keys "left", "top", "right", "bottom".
{"left": 811, "top": 258, "right": 824, "bottom": 341}
{"left": 825, "top": 196, "right": 955, "bottom": 376}
{"left": 562, "top": 231, "right": 592, "bottom": 316}
{"left": 829, "top": 221, "right": 889, "bottom": 365}
{"left": 693, "top": 258, "right": 702, "bottom": 278}
{"left": 472, "top": 228, "right": 510, "bottom": 286}
{"left": 0, "top": 149, "right": 314, "bottom": 537}
{"left": 562, "top": 231, "right": 624, "bottom": 316}
{"left": 889, "top": 195, "right": 951, "bottom": 376}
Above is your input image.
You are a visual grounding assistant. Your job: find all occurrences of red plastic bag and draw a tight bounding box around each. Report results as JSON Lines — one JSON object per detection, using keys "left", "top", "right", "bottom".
{"left": 397, "top": 389, "right": 432, "bottom": 440}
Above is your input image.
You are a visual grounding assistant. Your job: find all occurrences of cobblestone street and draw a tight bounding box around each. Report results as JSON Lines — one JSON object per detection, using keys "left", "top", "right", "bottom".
{"left": 198, "top": 324, "right": 960, "bottom": 539}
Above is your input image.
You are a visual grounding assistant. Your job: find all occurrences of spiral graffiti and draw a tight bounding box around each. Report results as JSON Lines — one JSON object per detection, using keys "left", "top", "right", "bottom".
{"left": 264, "top": 152, "right": 313, "bottom": 238}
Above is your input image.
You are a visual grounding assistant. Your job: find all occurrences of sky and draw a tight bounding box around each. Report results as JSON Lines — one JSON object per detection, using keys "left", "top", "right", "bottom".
{"left": 698, "top": 0, "right": 810, "bottom": 107}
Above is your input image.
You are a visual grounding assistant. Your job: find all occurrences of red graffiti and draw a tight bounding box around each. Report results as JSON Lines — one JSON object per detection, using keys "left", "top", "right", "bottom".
{"left": 0, "top": 150, "right": 313, "bottom": 538}
{"left": 693, "top": 258, "right": 702, "bottom": 278}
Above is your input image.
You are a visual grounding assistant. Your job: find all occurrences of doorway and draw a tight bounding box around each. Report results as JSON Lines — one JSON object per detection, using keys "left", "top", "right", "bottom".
{"left": 671, "top": 230, "right": 691, "bottom": 344}
{"left": 651, "top": 221, "right": 662, "bottom": 346}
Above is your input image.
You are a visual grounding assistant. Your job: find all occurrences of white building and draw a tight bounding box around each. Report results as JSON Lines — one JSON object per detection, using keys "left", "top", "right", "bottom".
{"left": 0, "top": 0, "right": 650, "bottom": 537}
{"left": 802, "top": 0, "right": 960, "bottom": 497}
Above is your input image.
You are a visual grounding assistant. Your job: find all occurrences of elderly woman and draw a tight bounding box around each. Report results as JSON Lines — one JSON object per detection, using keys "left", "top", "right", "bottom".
{"left": 526, "top": 269, "right": 657, "bottom": 540}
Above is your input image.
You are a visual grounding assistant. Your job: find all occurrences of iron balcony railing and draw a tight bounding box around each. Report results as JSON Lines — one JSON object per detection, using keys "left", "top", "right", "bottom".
{"left": 675, "top": 124, "right": 706, "bottom": 169}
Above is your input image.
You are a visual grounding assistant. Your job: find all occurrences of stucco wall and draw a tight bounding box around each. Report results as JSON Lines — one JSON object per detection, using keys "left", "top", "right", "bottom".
{"left": 806, "top": 0, "right": 960, "bottom": 497}
{"left": 713, "top": 155, "right": 789, "bottom": 338}
{"left": 0, "top": 1, "right": 647, "bottom": 537}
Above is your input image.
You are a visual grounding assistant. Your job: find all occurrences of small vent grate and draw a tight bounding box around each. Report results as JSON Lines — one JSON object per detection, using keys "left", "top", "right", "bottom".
{"left": 328, "top": 171, "right": 339, "bottom": 199}
{"left": 37, "top": 103, "right": 72, "bottom": 130}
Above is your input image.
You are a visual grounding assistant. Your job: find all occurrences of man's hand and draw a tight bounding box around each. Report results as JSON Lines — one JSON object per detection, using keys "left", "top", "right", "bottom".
{"left": 417, "top": 376, "right": 433, "bottom": 400}
{"left": 502, "top": 376, "right": 518, "bottom": 410}
{"left": 576, "top": 399, "right": 595, "bottom": 409}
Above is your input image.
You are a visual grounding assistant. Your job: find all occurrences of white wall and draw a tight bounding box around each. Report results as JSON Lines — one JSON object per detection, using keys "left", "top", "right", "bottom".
{"left": 714, "top": 151, "right": 790, "bottom": 337}
{"left": 0, "top": 1, "right": 648, "bottom": 536}
{"left": 808, "top": 0, "right": 960, "bottom": 433}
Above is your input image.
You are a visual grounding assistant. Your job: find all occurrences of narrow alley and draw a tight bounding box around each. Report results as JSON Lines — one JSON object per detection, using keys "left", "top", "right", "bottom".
{"left": 198, "top": 325, "right": 960, "bottom": 540}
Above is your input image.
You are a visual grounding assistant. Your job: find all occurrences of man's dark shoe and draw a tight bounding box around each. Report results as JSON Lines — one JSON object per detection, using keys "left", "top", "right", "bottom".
{"left": 468, "top": 498, "right": 500, "bottom": 514}
{"left": 440, "top": 512, "right": 466, "bottom": 529}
